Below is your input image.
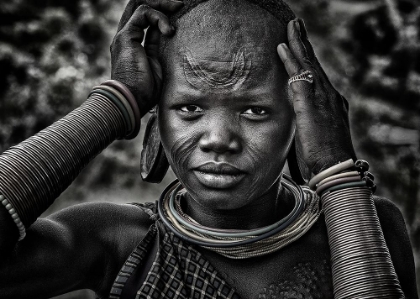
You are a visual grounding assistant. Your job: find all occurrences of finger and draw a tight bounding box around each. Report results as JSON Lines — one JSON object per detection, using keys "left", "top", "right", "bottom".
{"left": 145, "top": 0, "right": 184, "bottom": 11}
{"left": 145, "top": 26, "right": 161, "bottom": 58}
{"left": 297, "top": 19, "right": 315, "bottom": 61}
{"left": 287, "top": 19, "right": 313, "bottom": 72}
{"left": 117, "top": 0, "right": 138, "bottom": 32}
{"left": 125, "top": 5, "right": 175, "bottom": 37}
{"left": 277, "top": 43, "right": 313, "bottom": 98}
{"left": 145, "top": 27, "right": 163, "bottom": 82}
{"left": 117, "top": 0, "right": 184, "bottom": 32}
{"left": 277, "top": 43, "right": 300, "bottom": 77}
{"left": 296, "top": 18, "right": 331, "bottom": 84}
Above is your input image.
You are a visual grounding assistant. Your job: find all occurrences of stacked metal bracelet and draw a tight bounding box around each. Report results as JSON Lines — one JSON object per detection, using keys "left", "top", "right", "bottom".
{"left": 92, "top": 80, "right": 141, "bottom": 140}
{"left": 0, "top": 80, "right": 139, "bottom": 241}
{"left": 309, "top": 158, "right": 376, "bottom": 196}
{"left": 310, "top": 159, "right": 404, "bottom": 298}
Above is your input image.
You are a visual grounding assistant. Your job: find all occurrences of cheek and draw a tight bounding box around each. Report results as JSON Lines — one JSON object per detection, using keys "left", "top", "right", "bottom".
{"left": 249, "top": 118, "right": 294, "bottom": 159}
{"left": 169, "top": 135, "right": 197, "bottom": 176}
{"left": 246, "top": 119, "right": 294, "bottom": 183}
{"left": 158, "top": 110, "right": 197, "bottom": 175}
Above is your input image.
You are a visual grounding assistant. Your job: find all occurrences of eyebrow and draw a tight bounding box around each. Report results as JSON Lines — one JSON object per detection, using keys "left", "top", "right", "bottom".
{"left": 170, "top": 88, "right": 279, "bottom": 105}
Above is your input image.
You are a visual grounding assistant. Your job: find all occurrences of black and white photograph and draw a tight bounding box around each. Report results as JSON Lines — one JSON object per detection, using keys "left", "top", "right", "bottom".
{"left": 0, "top": 0, "right": 419, "bottom": 298}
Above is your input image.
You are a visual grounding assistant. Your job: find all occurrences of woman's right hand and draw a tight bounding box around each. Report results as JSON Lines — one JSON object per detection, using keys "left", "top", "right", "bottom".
{"left": 110, "top": 0, "right": 184, "bottom": 115}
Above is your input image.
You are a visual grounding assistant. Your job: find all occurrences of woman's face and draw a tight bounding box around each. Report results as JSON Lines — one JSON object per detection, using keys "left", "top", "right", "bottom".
{"left": 158, "top": 1, "right": 294, "bottom": 210}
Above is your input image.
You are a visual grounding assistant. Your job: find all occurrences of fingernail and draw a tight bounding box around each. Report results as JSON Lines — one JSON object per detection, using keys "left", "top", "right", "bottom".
{"left": 277, "top": 43, "right": 288, "bottom": 58}
{"left": 294, "top": 20, "right": 301, "bottom": 35}
{"left": 166, "top": 25, "right": 176, "bottom": 37}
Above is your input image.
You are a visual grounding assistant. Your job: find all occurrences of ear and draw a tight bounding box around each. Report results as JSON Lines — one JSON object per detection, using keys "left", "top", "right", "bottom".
{"left": 286, "top": 137, "right": 311, "bottom": 185}
{"left": 140, "top": 113, "right": 169, "bottom": 183}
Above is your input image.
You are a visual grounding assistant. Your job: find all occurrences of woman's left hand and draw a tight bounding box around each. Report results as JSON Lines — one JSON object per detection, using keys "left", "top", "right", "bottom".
{"left": 277, "top": 18, "right": 356, "bottom": 175}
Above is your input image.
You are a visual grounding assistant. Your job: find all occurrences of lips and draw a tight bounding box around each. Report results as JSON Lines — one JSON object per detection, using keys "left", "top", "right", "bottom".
{"left": 193, "top": 162, "right": 246, "bottom": 189}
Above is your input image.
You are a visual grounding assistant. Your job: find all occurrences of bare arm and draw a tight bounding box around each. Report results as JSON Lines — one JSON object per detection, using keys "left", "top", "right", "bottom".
{"left": 0, "top": 1, "right": 183, "bottom": 297}
{"left": 277, "top": 18, "right": 417, "bottom": 297}
{"left": 0, "top": 202, "right": 153, "bottom": 299}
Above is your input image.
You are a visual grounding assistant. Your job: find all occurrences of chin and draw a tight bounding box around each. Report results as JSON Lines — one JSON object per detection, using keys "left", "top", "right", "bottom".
{"left": 183, "top": 178, "right": 260, "bottom": 210}
{"left": 176, "top": 167, "right": 283, "bottom": 210}
{"left": 193, "top": 190, "right": 251, "bottom": 210}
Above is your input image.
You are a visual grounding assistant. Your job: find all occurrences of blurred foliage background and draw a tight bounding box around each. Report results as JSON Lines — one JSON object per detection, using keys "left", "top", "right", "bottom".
{"left": 0, "top": 0, "right": 419, "bottom": 298}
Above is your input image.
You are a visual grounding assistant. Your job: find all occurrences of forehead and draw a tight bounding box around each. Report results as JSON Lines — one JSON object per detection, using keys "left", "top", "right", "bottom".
{"left": 161, "top": 0, "right": 288, "bottom": 86}
{"left": 175, "top": 1, "right": 283, "bottom": 55}
{"left": 159, "top": 0, "right": 291, "bottom": 103}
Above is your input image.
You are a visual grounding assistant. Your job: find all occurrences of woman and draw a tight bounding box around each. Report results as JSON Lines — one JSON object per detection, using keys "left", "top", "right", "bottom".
{"left": 0, "top": 0, "right": 418, "bottom": 298}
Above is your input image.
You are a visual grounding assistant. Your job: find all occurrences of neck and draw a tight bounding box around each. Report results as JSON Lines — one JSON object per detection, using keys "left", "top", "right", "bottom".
{"left": 182, "top": 179, "right": 295, "bottom": 230}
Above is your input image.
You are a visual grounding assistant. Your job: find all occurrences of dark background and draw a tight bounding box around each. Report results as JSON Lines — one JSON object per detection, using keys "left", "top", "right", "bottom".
{"left": 0, "top": 0, "right": 419, "bottom": 298}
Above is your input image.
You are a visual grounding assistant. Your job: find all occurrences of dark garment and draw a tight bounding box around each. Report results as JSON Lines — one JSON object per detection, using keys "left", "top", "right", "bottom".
{"left": 109, "top": 202, "right": 241, "bottom": 299}
{"left": 107, "top": 196, "right": 415, "bottom": 299}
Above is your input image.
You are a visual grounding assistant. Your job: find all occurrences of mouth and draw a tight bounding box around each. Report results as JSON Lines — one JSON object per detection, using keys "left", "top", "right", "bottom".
{"left": 193, "top": 162, "right": 246, "bottom": 189}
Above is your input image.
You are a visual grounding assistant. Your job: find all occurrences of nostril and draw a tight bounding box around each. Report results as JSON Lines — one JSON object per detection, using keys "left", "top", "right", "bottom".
{"left": 198, "top": 132, "right": 241, "bottom": 154}
{"left": 199, "top": 139, "right": 228, "bottom": 153}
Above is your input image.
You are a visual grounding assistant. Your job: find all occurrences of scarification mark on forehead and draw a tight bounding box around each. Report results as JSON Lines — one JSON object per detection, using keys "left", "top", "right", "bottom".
{"left": 182, "top": 47, "right": 252, "bottom": 90}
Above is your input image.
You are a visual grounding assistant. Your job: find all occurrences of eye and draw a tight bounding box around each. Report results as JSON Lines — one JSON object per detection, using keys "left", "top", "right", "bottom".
{"left": 176, "top": 105, "right": 204, "bottom": 120}
{"left": 179, "top": 105, "right": 204, "bottom": 113}
{"left": 242, "top": 107, "right": 268, "bottom": 117}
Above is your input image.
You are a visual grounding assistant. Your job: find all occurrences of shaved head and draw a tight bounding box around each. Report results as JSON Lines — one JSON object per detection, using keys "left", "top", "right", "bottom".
{"left": 162, "top": 0, "right": 295, "bottom": 28}
{"left": 159, "top": 0, "right": 295, "bottom": 93}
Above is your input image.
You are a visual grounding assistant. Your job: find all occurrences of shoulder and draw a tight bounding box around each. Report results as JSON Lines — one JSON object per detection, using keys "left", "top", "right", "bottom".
{"left": 45, "top": 201, "right": 157, "bottom": 242}
{"left": 48, "top": 201, "right": 157, "bottom": 225}
{"left": 43, "top": 201, "right": 159, "bottom": 296}
{"left": 372, "top": 195, "right": 407, "bottom": 234}
{"left": 371, "top": 195, "right": 411, "bottom": 260}
{"left": 373, "top": 195, "right": 402, "bottom": 214}
{"left": 45, "top": 200, "right": 159, "bottom": 254}
{"left": 372, "top": 196, "right": 418, "bottom": 299}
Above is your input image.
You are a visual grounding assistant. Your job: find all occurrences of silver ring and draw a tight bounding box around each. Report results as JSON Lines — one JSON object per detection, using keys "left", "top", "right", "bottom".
{"left": 287, "top": 70, "right": 314, "bottom": 85}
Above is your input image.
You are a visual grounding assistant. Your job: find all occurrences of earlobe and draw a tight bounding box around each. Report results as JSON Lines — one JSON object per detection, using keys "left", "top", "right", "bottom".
{"left": 140, "top": 112, "right": 169, "bottom": 183}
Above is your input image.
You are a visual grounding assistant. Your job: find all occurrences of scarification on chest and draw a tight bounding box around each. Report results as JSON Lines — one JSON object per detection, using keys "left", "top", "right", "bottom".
{"left": 257, "top": 260, "right": 333, "bottom": 299}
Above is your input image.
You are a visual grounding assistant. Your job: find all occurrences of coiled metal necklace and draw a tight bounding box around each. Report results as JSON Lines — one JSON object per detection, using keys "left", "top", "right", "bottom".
{"left": 158, "top": 175, "right": 321, "bottom": 259}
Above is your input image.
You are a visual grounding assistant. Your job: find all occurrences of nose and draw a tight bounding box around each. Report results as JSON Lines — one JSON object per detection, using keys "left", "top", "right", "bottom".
{"left": 198, "top": 118, "right": 242, "bottom": 154}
